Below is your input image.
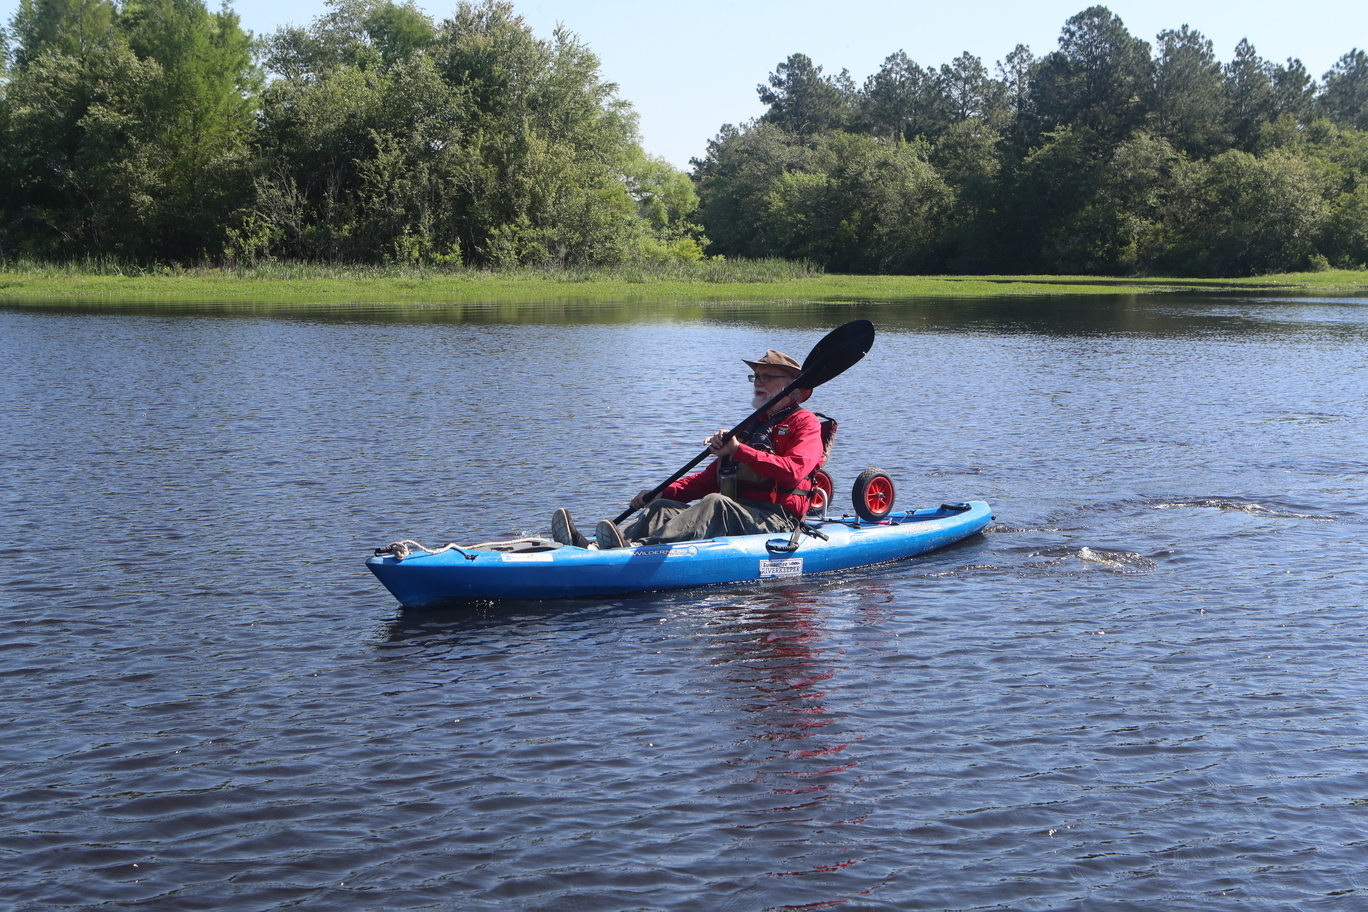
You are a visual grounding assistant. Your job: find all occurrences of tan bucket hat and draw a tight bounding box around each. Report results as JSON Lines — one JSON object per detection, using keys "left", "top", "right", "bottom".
{"left": 741, "top": 349, "right": 802, "bottom": 378}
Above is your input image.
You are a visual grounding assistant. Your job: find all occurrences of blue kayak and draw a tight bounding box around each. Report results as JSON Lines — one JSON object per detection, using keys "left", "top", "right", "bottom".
{"left": 367, "top": 500, "right": 992, "bottom": 607}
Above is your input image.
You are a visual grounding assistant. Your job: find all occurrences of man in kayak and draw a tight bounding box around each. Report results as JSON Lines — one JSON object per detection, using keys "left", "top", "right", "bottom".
{"left": 551, "top": 349, "right": 828, "bottom": 550}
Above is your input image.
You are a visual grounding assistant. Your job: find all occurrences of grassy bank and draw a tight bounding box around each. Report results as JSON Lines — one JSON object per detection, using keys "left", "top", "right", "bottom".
{"left": 2, "top": 259, "right": 1366, "bottom": 305}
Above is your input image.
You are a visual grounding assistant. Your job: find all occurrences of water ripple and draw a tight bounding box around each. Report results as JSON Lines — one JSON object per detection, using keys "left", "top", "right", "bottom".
{"left": 3, "top": 301, "right": 1368, "bottom": 910}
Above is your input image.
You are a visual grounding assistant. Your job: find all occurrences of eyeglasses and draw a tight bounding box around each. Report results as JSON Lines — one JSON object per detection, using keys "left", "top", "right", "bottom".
{"left": 747, "top": 373, "right": 790, "bottom": 384}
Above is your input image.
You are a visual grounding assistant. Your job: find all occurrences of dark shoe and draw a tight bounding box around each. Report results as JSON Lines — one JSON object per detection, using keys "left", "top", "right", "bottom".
{"left": 595, "top": 519, "right": 628, "bottom": 550}
{"left": 551, "top": 508, "right": 589, "bottom": 548}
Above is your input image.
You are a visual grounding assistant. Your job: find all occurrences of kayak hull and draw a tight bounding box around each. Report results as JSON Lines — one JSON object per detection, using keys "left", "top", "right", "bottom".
{"left": 367, "top": 500, "right": 992, "bottom": 607}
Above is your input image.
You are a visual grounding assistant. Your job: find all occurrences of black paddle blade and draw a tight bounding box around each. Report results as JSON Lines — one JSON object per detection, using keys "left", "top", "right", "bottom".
{"left": 794, "top": 319, "right": 876, "bottom": 389}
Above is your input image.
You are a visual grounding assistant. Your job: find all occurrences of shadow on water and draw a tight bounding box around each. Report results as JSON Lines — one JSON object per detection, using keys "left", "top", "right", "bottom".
{"left": 379, "top": 594, "right": 656, "bottom": 641}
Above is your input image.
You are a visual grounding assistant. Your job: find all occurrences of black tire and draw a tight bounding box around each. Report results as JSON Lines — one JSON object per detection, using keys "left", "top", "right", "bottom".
{"left": 852, "top": 468, "right": 896, "bottom": 522}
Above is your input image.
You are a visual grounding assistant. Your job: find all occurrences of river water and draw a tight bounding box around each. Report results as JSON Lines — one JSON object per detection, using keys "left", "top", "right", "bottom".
{"left": 2, "top": 294, "right": 1366, "bottom": 911}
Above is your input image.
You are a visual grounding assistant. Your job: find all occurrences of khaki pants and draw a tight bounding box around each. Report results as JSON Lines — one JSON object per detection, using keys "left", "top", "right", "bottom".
{"left": 619, "top": 492, "right": 795, "bottom": 545}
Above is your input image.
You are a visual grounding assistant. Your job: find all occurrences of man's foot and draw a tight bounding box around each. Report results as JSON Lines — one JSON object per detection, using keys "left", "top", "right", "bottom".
{"left": 595, "top": 519, "right": 628, "bottom": 550}
{"left": 551, "top": 508, "right": 589, "bottom": 548}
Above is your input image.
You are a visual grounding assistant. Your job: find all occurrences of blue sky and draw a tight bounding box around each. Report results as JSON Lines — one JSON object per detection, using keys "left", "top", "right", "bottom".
{"left": 5, "top": 0, "right": 1363, "bottom": 168}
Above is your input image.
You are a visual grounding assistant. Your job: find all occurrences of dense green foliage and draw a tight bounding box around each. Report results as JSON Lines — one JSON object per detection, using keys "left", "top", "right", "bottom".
{"left": 2, "top": 1, "right": 1366, "bottom": 275}
{"left": 696, "top": 6, "right": 1368, "bottom": 276}
{"left": 0, "top": 0, "right": 703, "bottom": 266}
{"left": 2, "top": 0, "right": 258, "bottom": 261}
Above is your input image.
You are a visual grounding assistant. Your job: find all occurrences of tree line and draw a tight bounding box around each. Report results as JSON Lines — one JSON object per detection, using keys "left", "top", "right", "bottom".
{"left": 0, "top": 0, "right": 701, "bottom": 267}
{"left": 699, "top": 6, "right": 1368, "bottom": 276}
{"left": 2, "top": 0, "right": 1367, "bottom": 276}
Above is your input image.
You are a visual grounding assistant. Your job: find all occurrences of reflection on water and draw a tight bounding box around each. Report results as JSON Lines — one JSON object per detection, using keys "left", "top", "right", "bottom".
{"left": 2, "top": 293, "right": 1366, "bottom": 910}
{"left": 8, "top": 290, "right": 1368, "bottom": 338}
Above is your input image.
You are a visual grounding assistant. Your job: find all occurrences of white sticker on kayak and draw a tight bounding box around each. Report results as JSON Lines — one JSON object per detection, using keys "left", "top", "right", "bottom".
{"left": 759, "top": 558, "right": 804, "bottom": 577}
{"left": 500, "top": 552, "right": 555, "bottom": 562}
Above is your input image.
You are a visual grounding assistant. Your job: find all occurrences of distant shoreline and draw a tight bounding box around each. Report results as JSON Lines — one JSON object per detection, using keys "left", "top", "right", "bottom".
{"left": 2, "top": 265, "right": 1365, "bottom": 305}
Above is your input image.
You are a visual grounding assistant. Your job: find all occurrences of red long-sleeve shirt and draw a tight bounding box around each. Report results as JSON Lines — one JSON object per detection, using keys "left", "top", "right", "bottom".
{"left": 662, "top": 407, "right": 825, "bottom": 519}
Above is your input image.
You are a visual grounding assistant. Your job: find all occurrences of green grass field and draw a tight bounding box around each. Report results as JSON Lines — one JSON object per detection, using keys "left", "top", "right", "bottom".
{"left": 2, "top": 260, "right": 1365, "bottom": 305}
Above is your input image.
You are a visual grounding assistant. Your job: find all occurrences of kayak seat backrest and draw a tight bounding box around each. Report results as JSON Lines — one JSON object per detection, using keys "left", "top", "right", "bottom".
{"left": 804, "top": 413, "right": 838, "bottom": 517}
{"left": 813, "top": 412, "right": 837, "bottom": 469}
